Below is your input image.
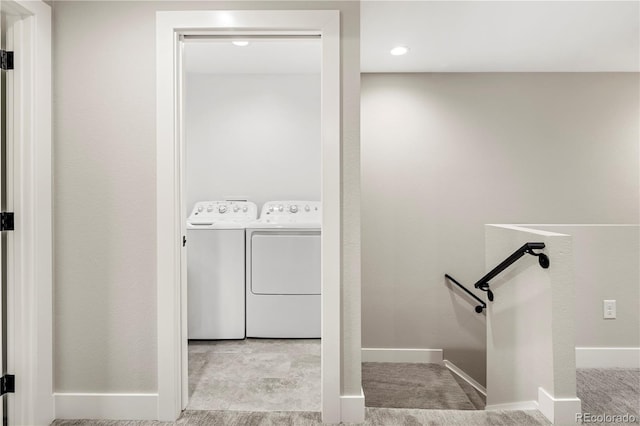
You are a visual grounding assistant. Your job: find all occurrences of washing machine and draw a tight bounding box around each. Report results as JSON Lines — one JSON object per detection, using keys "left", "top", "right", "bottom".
{"left": 187, "top": 200, "right": 257, "bottom": 339}
{"left": 245, "top": 201, "right": 321, "bottom": 338}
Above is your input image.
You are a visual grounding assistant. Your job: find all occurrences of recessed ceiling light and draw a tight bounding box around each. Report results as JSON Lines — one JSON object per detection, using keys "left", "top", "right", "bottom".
{"left": 390, "top": 46, "right": 409, "bottom": 56}
{"left": 232, "top": 41, "right": 250, "bottom": 47}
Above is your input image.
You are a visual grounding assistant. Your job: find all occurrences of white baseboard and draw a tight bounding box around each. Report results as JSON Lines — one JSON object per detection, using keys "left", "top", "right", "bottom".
{"left": 361, "top": 348, "right": 443, "bottom": 364}
{"left": 485, "top": 400, "right": 539, "bottom": 411}
{"left": 537, "top": 387, "right": 582, "bottom": 425}
{"left": 54, "top": 393, "right": 158, "bottom": 420}
{"left": 340, "top": 387, "right": 365, "bottom": 423}
{"left": 443, "top": 359, "right": 486, "bottom": 396}
{"left": 576, "top": 347, "right": 640, "bottom": 368}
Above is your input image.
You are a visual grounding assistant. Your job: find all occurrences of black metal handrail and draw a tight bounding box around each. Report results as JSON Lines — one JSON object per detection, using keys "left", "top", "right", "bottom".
{"left": 445, "top": 274, "right": 487, "bottom": 313}
{"left": 445, "top": 242, "right": 550, "bottom": 313}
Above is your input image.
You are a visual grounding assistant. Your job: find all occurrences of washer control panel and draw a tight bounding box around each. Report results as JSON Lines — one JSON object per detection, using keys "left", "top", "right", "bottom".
{"left": 188, "top": 200, "right": 257, "bottom": 224}
{"left": 260, "top": 201, "right": 321, "bottom": 223}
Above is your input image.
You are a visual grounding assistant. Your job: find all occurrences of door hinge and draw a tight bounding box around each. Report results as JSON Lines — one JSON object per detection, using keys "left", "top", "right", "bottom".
{"left": 1, "top": 212, "right": 14, "bottom": 231}
{"left": 1, "top": 50, "right": 14, "bottom": 70}
{"left": 0, "top": 375, "right": 15, "bottom": 396}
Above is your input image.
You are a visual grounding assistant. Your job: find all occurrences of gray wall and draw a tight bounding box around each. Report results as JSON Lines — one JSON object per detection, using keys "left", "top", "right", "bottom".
{"left": 53, "top": 0, "right": 360, "bottom": 395}
{"left": 361, "top": 73, "right": 639, "bottom": 385}
{"left": 185, "top": 73, "right": 321, "bottom": 212}
{"left": 532, "top": 225, "right": 639, "bottom": 349}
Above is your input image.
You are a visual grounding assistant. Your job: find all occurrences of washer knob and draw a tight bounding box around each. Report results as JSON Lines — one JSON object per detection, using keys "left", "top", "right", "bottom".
{"left": 278, "top": 204, "right": 284, "bottom": 212}
{"left": 268, "top": 206, "right": 274, "bottom": 212}
{"left": 305, "top": 205, "right": 310, "bottom": 212}
{"left": 218, "top": 205, "right": 227, "bottom": 214}
{"left": 243, "top": 206, "right": 248, "bottom": 212}
{"left": 289, "top": 205, "right": 298, "bottom": 213}
{"left": 197, "top": 206, "right": 203, "bottom": 212}
{"left": 233, "top": 205, "right": 239, "bottom": 213}
{"left": 207, "top": 205, "right": 213, "bottom": 212}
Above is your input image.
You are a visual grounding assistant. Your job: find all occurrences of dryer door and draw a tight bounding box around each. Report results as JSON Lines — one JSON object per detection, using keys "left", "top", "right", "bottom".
{"left": 251, "top": 231, "right": 321, "bottom": 295}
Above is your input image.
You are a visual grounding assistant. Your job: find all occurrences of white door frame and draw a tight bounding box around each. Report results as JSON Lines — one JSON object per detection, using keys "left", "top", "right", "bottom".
{"left": 0, "top": 0, "right": 52, "bottom": 425}
{"left": 156, "top": 10, "right": 341, "bottom": 423}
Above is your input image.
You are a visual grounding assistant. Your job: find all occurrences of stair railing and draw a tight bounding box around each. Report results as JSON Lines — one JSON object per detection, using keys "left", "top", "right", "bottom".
{"left": 445, "top": 242, "right": 550, "bottom": 313}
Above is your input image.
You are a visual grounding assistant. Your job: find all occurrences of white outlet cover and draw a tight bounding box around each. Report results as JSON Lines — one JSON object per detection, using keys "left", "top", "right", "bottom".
{"left": 603, "top": 300, "right": 616, "bottom": 319}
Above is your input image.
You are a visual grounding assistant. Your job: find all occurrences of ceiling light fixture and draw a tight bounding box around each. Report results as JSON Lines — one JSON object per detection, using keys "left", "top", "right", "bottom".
{"left": 232, "top": 41, "right": 250, "bottom": 47}
{"left": 390, "top": 46, "right": 409, "bottom": 56}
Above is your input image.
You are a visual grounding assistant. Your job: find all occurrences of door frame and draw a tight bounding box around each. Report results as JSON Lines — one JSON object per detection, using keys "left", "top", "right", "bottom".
{"left": 0, "top": 0, "right": 52, "bottom": 425}
{"left": 155, "top": 10, "right": 341, "bottom": 422}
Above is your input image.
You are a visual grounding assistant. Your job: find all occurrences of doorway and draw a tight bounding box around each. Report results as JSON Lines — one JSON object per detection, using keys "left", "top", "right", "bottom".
{"left": 182, "top": 36, "right": 322, "bottom": 412}
{"left": 0, "top": 0, "right": 52, "bottom": 425}
{"left": 156, "top": 10, "right": 341, "bottom": 422}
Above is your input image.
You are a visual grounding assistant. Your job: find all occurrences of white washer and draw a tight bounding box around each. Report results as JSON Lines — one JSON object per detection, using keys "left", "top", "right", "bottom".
{"left": 245, "top": 201, "right": 321, "bottom": 338}
{"left": 187, "top": 200, "right": 257, "bottom": 339}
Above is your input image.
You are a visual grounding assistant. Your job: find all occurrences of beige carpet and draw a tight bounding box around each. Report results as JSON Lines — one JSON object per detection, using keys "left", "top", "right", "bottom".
{"left": 362, "top": 362, "right": 476, "bottom": 410}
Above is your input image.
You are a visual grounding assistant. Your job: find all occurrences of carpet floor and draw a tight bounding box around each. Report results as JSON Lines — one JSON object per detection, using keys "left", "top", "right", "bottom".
{"left": 51, "top": 368, "right": 639, "bottom": 425}
{"left": 576, "top": 368, "right": 639, "bottom": 425}
{"left": 51, "top": 407, "right": 550, "bottom": 425}
{"left": 362, "top": 362, "right": 477, "bottom": 410}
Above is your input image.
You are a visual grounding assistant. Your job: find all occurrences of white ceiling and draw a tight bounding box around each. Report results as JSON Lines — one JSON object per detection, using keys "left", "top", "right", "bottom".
{"left": 361, "top": 1, "right": 640, "bottom": 72}
{"left": 183, "top": 3, "right": 639, "bottom": 74}
{"left": 184, "top": 39, "right": 321, "bottom": 74}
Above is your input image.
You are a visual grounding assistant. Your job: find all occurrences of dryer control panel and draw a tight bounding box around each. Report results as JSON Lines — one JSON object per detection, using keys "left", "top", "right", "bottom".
{"left": 188, "top": 200, "right": 258, "bottom": 225}
{"left": 259, "top": 201, "right": 321, "bottom": 224}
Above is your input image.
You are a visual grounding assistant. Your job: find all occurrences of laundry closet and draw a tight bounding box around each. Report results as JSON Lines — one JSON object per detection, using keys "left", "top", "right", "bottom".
{"left": 182, "top": 38, "right": 322, "bottom": 411}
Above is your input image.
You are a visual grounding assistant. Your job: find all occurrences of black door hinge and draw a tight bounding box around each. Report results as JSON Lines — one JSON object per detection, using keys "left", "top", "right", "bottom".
{"left": 1, "top": 50, "right": 14, "bottom": 71}
{"left": 1, "top": 212, "right": 14, "bottom": 231}
{"left": 0, "top": 375, "right": 15, "bottom": 396}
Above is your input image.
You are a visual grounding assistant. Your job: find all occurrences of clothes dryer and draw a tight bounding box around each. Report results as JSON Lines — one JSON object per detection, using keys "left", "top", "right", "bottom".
{"left": 245, "top": 201, "right": 321, "bottom": 338}
{"left": 187, "top": 200, "right": 257, "bottom": 339}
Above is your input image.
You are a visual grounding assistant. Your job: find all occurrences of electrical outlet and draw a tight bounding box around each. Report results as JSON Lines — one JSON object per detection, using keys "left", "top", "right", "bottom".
{"left": 603, "top": 300, "right": 616, "bottom": 319}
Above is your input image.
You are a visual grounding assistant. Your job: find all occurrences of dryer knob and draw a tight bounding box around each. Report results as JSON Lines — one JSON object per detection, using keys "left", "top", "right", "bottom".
{"left": 242, "top": 206, "right": 248, "bottom": 212}
{"left": 233, "top": 206, "right": 239, "bottom": 213}
{"left": 218, "top": 205, "right": 227, "bottom": 214}
{"left": 305, "top": 205, "right": 310, "bottom": 212}
{"left": 289, "top": 205, "right": 298, "bottom": 213}
{"left": 197, "top": 206, "right": 203, "bottom": 212}
{"left": 278, "top": 204, "right": 284, "bottom": 212}
{"left": 268, "top": 206, "right": 274, "bottom": 212}
{"left": 207, "top": 206, "right": 213, "bottom": 212}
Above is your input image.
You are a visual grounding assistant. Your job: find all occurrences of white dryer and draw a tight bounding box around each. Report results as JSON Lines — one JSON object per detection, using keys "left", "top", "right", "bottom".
{"left": 187, "top": 200, "right": 257, "bottom": 339}
{"left": 245, "top": 201, "right": 321, "bottom": 338}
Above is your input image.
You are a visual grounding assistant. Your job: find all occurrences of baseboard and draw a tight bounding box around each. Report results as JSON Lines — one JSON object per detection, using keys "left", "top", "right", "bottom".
{"left": 443, "top": 359, "right": 486, "bottom": 396}
{"left": 361, "top": 348, "right": 443, "bottom": 364}
{"left": 485, "top": 400, "right": 539, "bottom": 411}
{"left": 340, "top": 387, "right": 365, "bottom": 423}
{"left": 576, "top": 347, "right": 640, "bottom": 368}
{"left": 54, "top": 393, "right": 158, "bottom": 420}
{"left": 537, "top": 387, "right": 582, "bottom": 424}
